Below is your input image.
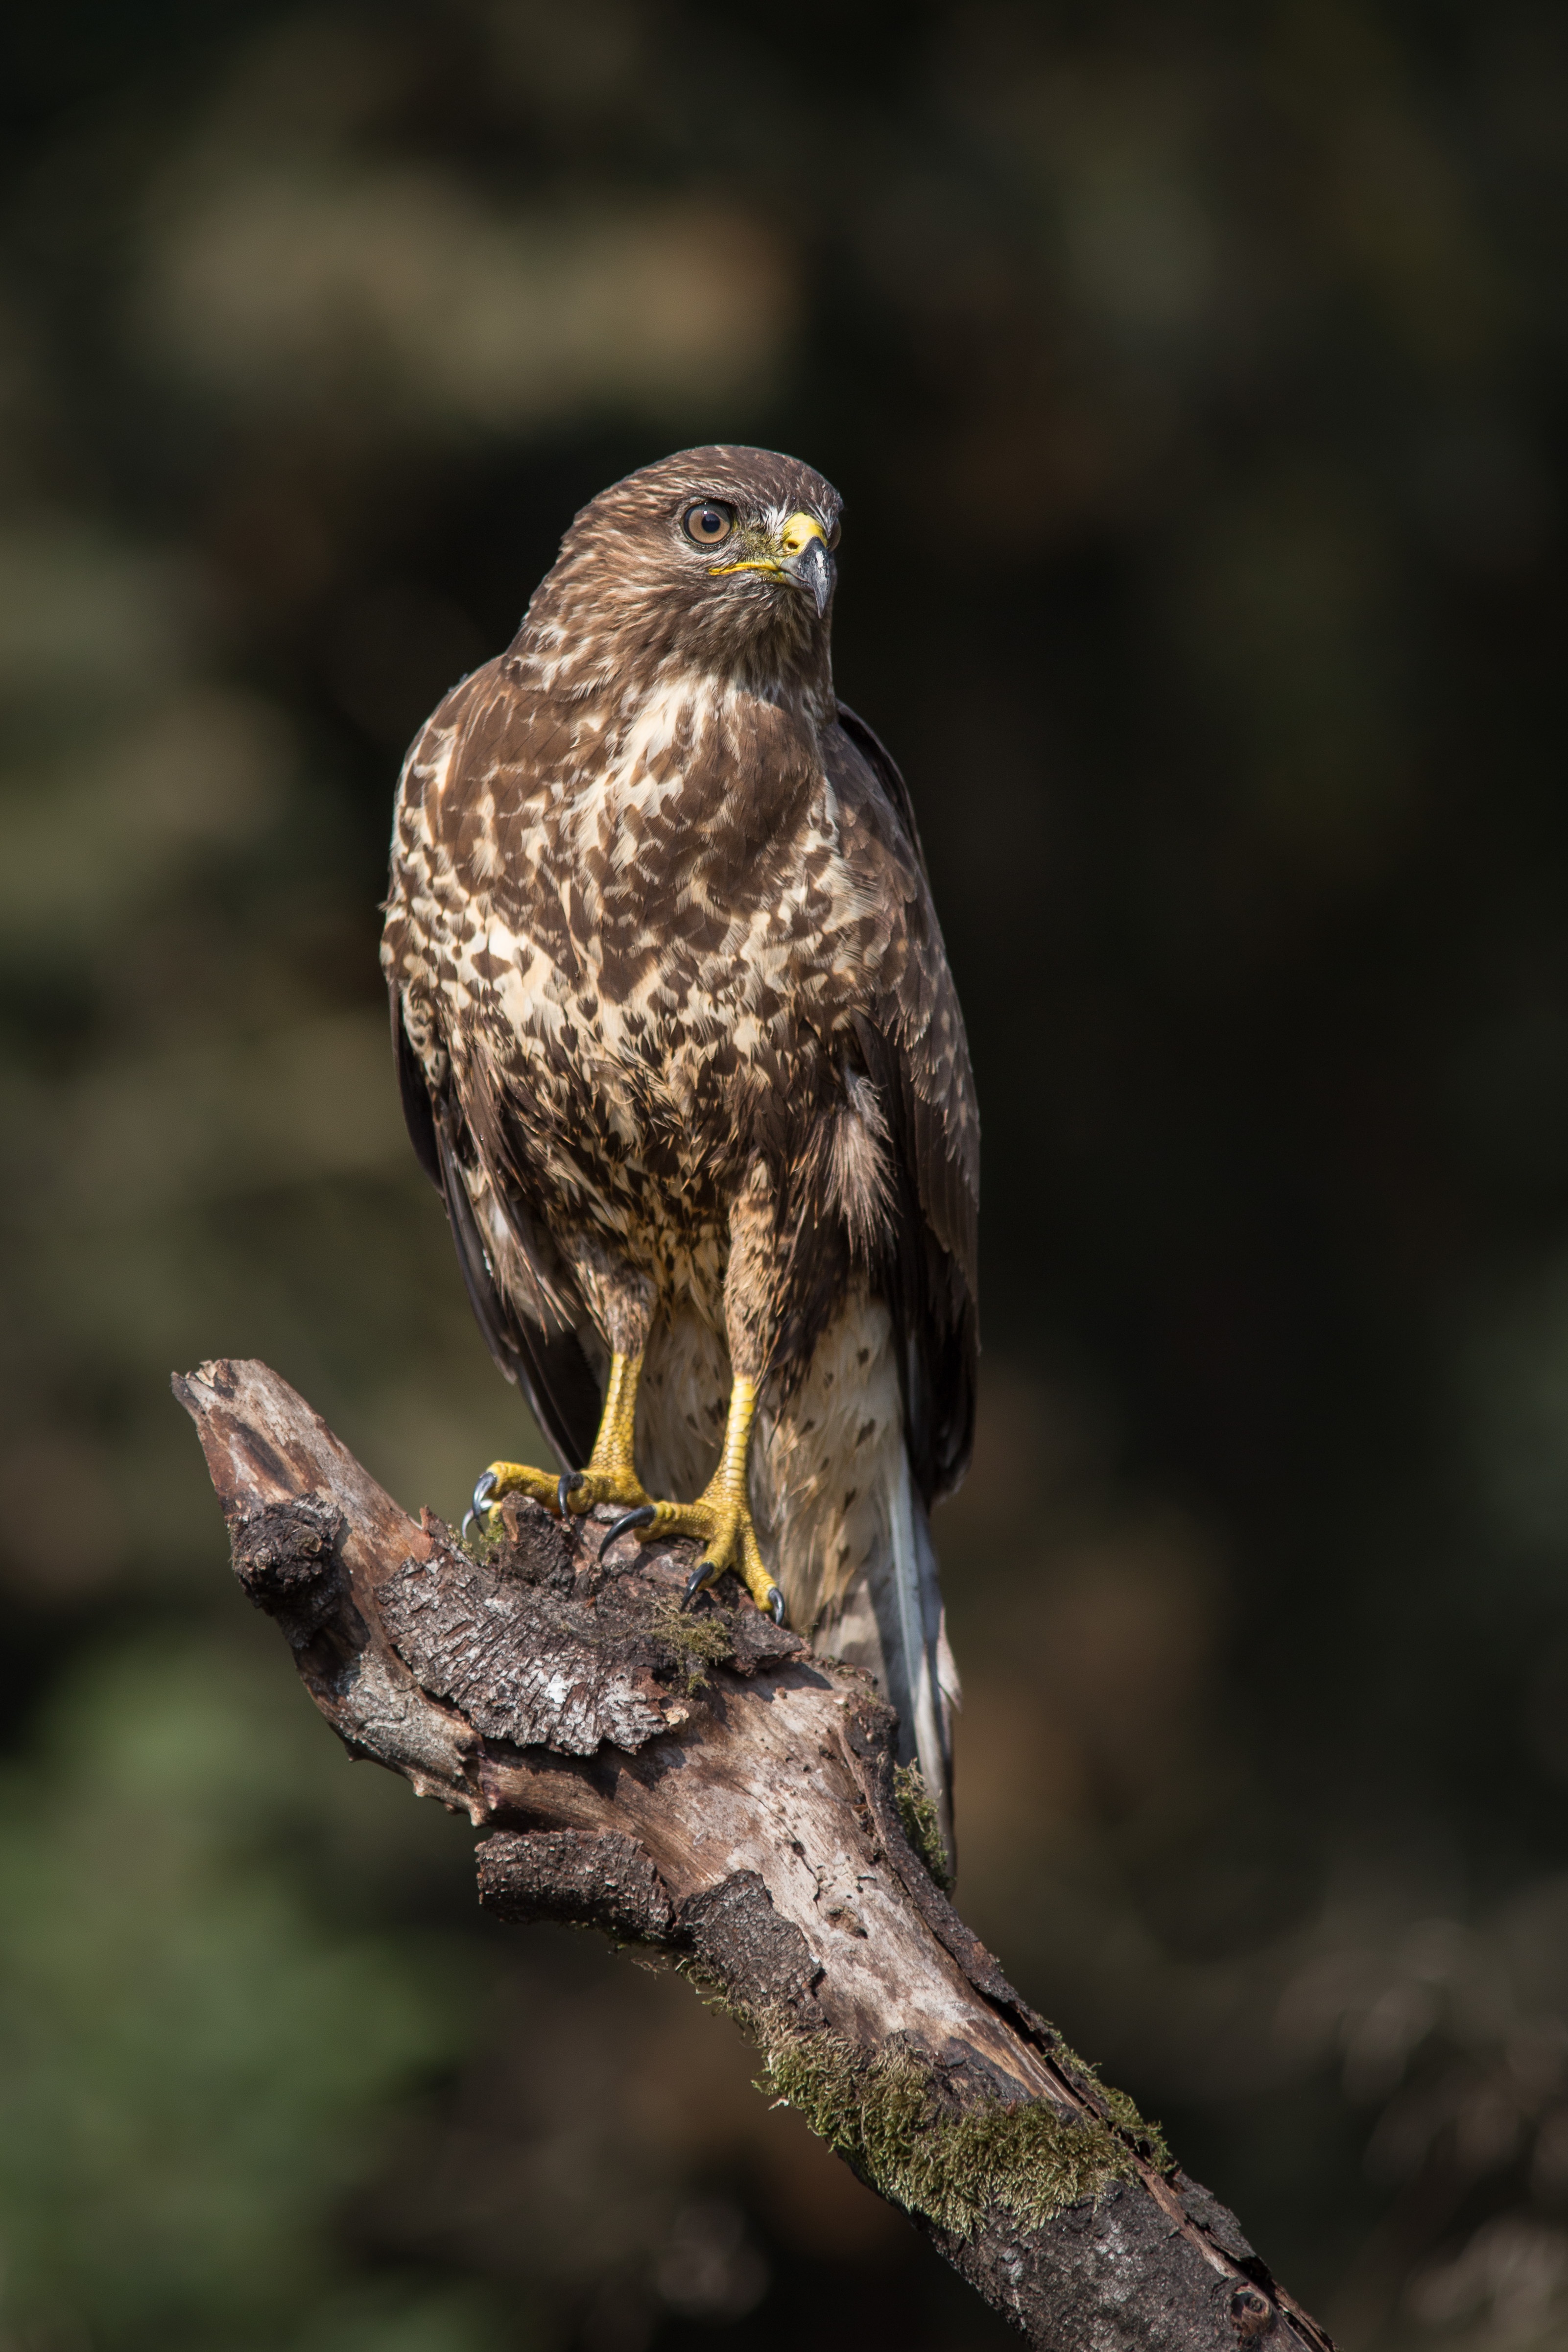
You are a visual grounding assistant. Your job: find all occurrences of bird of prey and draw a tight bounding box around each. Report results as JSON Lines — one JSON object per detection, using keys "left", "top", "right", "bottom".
{"left": 381, "top": 446, "right": 977, "bottom": 1841}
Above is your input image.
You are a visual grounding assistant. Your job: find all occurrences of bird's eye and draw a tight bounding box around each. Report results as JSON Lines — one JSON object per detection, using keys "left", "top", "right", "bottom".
{"left": 826, "top": 517, "right": 841, "bottom": 551}
{"left": 684, "top": 502, "right": 735, "bottom": 546}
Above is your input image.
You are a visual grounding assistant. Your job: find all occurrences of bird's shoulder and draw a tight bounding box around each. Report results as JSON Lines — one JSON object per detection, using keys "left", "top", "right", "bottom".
{"left": 815, "top": 702, "right": 977, "bottom": 1288}
{"left": 392, "top": 654, "right": 563, "bottom": 838}
{"left": 823, "top": 701, "right": 932, "bottom": 879}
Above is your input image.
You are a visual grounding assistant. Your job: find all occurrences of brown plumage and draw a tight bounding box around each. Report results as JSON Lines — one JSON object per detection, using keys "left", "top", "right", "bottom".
{"left": 381, "top": 445, "right": 977, "bottom": 1836}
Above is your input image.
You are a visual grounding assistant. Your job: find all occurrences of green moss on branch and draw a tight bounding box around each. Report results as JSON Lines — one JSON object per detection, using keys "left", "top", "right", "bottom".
{"left": 1045, "top": 2037, "right": 1172, "bottom": 2172}
{"left": 755, "top": 2018, "right": 1139, "bottom": 2237}
{"left": 893, "top": 1761, "right": 953, "bottom": 1890}
{"left": 648, "top": 1596, "right": 734, "bottom": 1692}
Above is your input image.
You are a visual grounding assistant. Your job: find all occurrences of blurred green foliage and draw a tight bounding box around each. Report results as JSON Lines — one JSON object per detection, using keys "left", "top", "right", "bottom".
{"left": 4, "top": 1, "right": 1568, "bottom": 2345}
{"left": 0, "top": 1638, "right": 496, "bottom": 2352}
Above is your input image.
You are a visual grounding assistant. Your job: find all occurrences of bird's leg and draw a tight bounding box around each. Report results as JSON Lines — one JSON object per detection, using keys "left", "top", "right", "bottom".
{"left": 605, "top": 1159, "right": 785, "bottom": 1619}
{"left": 570, "top": 1183, "right": 783, "bottom": 1618}
{"left": 467, "top": 1349, "right": 652, "bottom": 1535}
{"left": 554, "top": 1348, "right": 654, "bottom": 1519}
{"left": 602, "top": 1373, "right": 782, "bottom": 1624}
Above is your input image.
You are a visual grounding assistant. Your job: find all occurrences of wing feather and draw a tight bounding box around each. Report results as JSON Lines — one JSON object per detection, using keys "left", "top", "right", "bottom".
{"left": 831, "top": 702, "right": 979, "bottom": 1506}
{"left": 386, "top": 661, "right": 604, "bottom": 1469}
{"left": 393, "top": 995, "right": 600, "bottom": 1471}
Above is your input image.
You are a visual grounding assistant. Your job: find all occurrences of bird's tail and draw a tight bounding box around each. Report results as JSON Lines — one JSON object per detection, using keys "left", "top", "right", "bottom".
{"left": 747, "top": 1302, "right": 959, "bottom": 1869}
{"left": 887, "top": 1444, "right": 960, "bottom": 1864}
{"left": 830, "top": 1440, "right": 959, "bottom": 1870}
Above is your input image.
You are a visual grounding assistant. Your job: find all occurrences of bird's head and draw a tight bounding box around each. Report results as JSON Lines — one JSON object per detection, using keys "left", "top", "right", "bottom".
{"left": 540, "top": 447, "right": 843, "bottom": 697}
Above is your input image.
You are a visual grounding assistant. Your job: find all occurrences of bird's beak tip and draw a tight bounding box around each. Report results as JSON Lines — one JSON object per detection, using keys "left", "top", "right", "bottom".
{"left": 787, "top": 537, "right": 832, "bottom": 619}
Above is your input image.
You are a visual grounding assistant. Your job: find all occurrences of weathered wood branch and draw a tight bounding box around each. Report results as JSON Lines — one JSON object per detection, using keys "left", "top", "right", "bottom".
{"left": 175, "top": 1358, "right": 1331, "bottom": 2352}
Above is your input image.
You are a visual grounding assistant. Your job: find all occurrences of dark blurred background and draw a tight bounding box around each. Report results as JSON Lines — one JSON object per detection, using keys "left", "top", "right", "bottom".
{"left": 3, "top": 3, "right": 1568, "bottom": 2346}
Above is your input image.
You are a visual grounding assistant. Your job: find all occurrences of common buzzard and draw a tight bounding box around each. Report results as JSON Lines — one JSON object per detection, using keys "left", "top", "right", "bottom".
{"left": 381, "top": 447, "right": 977, "bottom": 1841}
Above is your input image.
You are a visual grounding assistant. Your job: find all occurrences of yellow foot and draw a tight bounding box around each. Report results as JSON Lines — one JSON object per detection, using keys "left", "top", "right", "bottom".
{"left": 605, "top": 1483, "right": 784, "bottom": 1625}
{"left": 462, "top": 1459, "right": 562, "bottom": 1539}
{"left": 555, "top": 1465, "right": 654, "bottom": 1520}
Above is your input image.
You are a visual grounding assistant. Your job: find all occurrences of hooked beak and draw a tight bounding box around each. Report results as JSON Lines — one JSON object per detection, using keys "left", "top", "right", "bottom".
{"left": 784, "top": 532, "right": 832, "bottom": 619}
{"left": 711, "top": 509, "right": 834, "bottom": 619}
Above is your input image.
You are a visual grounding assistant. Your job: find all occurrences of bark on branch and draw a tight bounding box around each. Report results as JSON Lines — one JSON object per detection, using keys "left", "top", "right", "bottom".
{"left": 175, "top": 1357, "right": 1331, "bottom": 2352}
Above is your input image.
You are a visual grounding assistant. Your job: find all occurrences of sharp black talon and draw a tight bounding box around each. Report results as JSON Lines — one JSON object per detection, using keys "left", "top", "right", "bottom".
{"left": 766, "top": 1585, "right": 785, "bottom": 1626}
{"left": 460, "top": 1509, "right": 476, "bottom": 1540}
{"left": 557, "top": 1471, "right": 584, "bottom": 1517}
{"left": 680, "top": 1562, "right": 713, "bottom": 1612}
{"left": 601, "top": 1504, "right": 656, "bottom": 1556}
{"left": 470, "top": 1469, "right": 498, "bottom": 1524}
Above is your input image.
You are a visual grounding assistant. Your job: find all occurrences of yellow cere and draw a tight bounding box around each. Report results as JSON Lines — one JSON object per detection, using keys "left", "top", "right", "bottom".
{"left": 710, "top": 511, "right": 827, "bottom": 578}
{"left": 779, "top": 512, "right": 827, "bottom": 554}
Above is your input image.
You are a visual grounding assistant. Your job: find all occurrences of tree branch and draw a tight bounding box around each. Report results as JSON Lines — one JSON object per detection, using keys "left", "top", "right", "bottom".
{"left": 174, "top": 1357, "right": 1331, "bottom": 2352}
